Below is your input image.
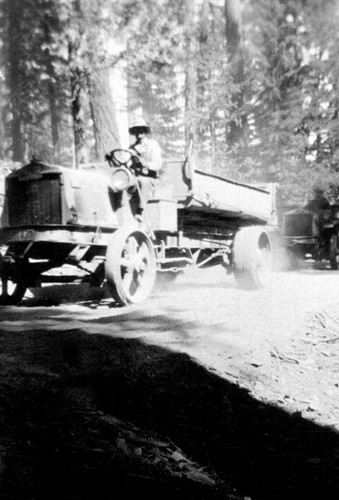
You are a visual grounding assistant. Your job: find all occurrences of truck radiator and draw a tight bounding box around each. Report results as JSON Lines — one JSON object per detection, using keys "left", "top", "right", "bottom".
{"left": 7, "top": 174, "right": 62, "bottom": 226}
{"left": 283, "top": 212, "right": 315, "bottom": 237}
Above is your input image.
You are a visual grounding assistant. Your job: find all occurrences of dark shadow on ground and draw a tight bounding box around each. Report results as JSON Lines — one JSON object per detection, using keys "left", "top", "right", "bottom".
{"left": 0, "top": 296, "right": 242, "bottom": 346}
{"left": 0, "top": 327, "right": 338, "bottom": 500}
{"left": 18, "top": 276, "right": 237, "bottom": 307}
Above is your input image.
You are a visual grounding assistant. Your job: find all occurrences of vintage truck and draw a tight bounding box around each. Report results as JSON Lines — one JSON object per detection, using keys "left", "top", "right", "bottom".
{"left": 282, "top": 202, "right": 339, "bottom": 269}
{"left": 0, "top": 149, "right": 278, "bottom": 306}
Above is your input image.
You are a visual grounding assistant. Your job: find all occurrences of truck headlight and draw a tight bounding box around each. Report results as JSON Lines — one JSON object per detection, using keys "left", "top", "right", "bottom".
{"left": 111, "top": 168, "right": 134, "bottom": 191}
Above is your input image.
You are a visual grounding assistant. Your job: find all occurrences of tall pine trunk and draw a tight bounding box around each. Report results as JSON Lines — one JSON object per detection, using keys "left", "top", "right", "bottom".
{"left": 224, "top": 0, "right": 246, "bottom": 149}
{"left": 184, "top": 0, "right": 198, "bottom": 160}
{"left": 0, "top": 78, "right": 5, "bottom": 160}
{"left": 6, "top": 0, "right": 24, "bottom": 162}
{"left": 87, "top": 68, "right": 121, "bottom": 161}
{"left": 70, "top": 65, "right": 86, "bottom": 169}
{"left": 43, "top": 18, "right": 60, "bottom": 162}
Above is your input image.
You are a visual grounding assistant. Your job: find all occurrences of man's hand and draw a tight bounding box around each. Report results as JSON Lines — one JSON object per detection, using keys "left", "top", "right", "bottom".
{"left": 128, "top": 147, "right": 151, "bottom": 173}
{"left": 136, "top": 157, "right": 150, "bottom": 172}
{"left": 128, "top": 148, "right": 140, "bottom": 160}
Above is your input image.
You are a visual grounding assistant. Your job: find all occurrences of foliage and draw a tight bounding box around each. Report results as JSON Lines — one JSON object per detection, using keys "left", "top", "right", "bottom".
{"left": 122, "top": 0, "right": 187, "bottom": 157}
{"left": 0, "top": 0, "right": 124, "bottom": 165}
{"left": 1, "top": 0, "right": 339, "bottom": 203}
{"left": 242, "top": 0, "right": 339, "bottom": 204}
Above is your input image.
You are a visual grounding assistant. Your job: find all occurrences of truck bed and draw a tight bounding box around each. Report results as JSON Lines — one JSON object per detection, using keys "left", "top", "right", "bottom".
{"left": 158, "top": 159, "right": 277, "bottom": 224}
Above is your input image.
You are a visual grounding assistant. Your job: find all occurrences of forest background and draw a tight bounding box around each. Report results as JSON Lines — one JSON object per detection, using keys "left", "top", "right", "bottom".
{"left": 1, "top": 0, "right": 339, "bottom": 207}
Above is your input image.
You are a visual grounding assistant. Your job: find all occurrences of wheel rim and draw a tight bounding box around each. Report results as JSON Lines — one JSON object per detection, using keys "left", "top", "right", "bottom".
{"left": 121, "top": 236, "right": 152, "bottom": 299}
{"left": 106, "top": 230, "right": 156, "bottom": 304}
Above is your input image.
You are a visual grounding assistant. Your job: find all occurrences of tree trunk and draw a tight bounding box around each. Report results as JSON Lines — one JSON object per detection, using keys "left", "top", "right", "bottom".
{"left": 68, "top": 0, "right": 87, "bottom": 168}
{"left": 43, "top": 19, "right": 60, "bottom": 162}
{"left": 184, "top": 0, "right": 198, "bottom": 160}
{"left": 0, "top": 79, "right": 5, "bottom": 160}
{"left": 87, "top": 68, "right": 121, "bottom": 161}
{"left": 70, "top": 66, "right": 86, "bottom": 168}
{"left": 6, "top": 0, "right": 24, "bottom": 162}
{"left": 224, "top": 0, "right": 246, "bottom": 148}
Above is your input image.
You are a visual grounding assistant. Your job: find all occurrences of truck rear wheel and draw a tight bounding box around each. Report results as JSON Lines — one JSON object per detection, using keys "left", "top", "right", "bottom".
{"left": 105, "top": 228, "right": 156, "bottom": 305}
{"left": 233, "top": 227, "right": 272, "bottom": 289}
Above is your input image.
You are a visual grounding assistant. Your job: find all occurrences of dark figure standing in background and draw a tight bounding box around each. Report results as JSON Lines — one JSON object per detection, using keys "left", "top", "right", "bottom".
{"left": 304, "top": 186, "right": 330, "bottom": 213}
{"left": 128, "top": 118, "right": 162, "bottom": 221}
{"left": 304, "top": 187, "right": 331, "bottom": 237}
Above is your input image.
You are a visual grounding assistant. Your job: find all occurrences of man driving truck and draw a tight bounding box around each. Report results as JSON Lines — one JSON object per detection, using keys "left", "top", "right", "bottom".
{"left": 128, "top": 118, "right": 163, "bottom": 221}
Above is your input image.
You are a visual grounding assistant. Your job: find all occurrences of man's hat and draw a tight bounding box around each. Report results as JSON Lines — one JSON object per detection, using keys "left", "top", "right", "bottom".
{"left": 129, "top": 117, "right": 151, "bottom": 135}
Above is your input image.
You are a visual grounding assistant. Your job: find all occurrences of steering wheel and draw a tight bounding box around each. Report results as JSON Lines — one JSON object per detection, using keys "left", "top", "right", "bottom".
{"left": 105, "top": 149, "right": 141, "bottom": 170}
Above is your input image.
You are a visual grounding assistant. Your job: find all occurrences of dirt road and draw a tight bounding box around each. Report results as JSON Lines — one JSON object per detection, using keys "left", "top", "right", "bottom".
{"left": 1, "top": 263, "right": 339, "bottom": 499}
{"left": 1, "top": 264, "right": 339, "bottom": 427}
{"left": 149, "top": 264, "right": 339, "bottom": 430}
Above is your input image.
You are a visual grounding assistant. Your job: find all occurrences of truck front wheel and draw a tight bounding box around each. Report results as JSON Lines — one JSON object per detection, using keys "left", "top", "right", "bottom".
{"left": 233, "top": 227, "right": 272, "bottom": 289}
{"left": 105, "top": 228, "right": 156, "bottom": 305}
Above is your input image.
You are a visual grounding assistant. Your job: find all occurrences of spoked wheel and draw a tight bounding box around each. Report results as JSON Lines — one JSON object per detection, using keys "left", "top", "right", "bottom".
{"left": 233, "top": 227, "right": 272, "bottom": 290}
{"left": 329, "top": 233, "right": 339, "bottom": 270}
{"left": 0, "top": 278, "right": 27, "bottom": 306}
{"left": 105, "top": 228, "right": 156, "bottom": 305}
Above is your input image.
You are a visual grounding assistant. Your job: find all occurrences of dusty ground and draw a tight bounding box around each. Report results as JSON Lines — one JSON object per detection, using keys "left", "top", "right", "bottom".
{"left": 0, "top": 262, "right": 339, "bottom": 499}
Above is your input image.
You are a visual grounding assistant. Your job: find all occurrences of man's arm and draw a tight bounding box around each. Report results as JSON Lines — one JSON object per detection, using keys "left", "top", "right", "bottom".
{"left": 139, "top": 140, "right": 162, "bottom": 172}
